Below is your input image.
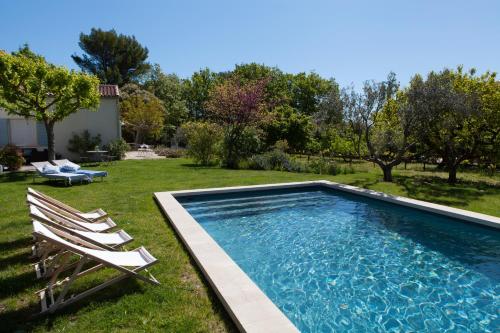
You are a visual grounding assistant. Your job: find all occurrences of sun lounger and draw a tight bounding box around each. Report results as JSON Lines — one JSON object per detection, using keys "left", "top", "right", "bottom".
{"left": 27, "top": 194, "right": 116, "bottom": 232}
{"left": 52, "top": 159, "right": 107, "bottom": 181}
{"left": 31, "top": 161, "right": 91, "bottom": 186}
{"left": 32, "top": 221, "right": 159, "bottom": 314}
{"left": 30, "top": 205, "right": 133, "bottom": 278}
{"left": 27, "top": 187, "right": 108, "bottom": 221}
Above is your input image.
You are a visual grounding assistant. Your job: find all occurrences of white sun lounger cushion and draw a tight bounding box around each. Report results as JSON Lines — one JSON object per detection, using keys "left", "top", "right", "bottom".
{"left": 28, "top": 197, "right": 114, "bottom": 232}
{"left": 33, "top": 221, "right": 155, "bottom": 267}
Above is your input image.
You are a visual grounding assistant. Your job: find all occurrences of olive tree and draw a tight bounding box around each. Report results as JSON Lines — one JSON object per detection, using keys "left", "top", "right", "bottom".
{"left": 0, "top": 46, "right": 100, "bottom": 161}
{"left": 407, "top": 67, "right": 500, "bottom": 184}
{"left": 343, "top": 73, "right": 421, "bottom": 181}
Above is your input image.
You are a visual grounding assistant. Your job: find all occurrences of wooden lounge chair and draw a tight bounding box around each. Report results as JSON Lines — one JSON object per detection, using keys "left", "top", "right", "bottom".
{"left": 32, "top": 221, "right": 159, "bottom": 314}
{"left": 27, "top": 187, "right": 108, "bottom": 221}
{"left": 27, "top": 194, "right": 116, "bottom": 232}
{"left": 31, "top": 161, "right": 90, "bottom": 186}
{"left": 30, "top": 205, "right": 133, "bottom": 277}
{"left": 52, "top": 159, "right": 108, "bottom": 181}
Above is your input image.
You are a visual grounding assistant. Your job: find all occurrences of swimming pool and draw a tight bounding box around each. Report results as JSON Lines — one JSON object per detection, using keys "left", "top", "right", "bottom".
{"left": 176, "top": 185, "right": 499, "bottom": 332}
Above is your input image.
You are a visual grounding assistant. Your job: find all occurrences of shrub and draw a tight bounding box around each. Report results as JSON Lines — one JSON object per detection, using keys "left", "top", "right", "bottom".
{"left": 182, "top": 122, "right": 222, "bottom": 165}
{"left": 154, "top": 146, "right": 185, "bottom": 158}
{"left": 307, "top": 158, "right": 341, "bottom": 175}
{"left": 0, "top": 145, "right": 25, "bottom": 171}
{"left": 220, "top": 127, "right": 262, "bottom": 168}
{"left": 68, "top": 130, "right": 101, "bottom": 155}
{"left": 105, "top": 138, "right": 129, "bottom": 160}
{"left": 248, "top": 149, "right": 302, "bottom": 172}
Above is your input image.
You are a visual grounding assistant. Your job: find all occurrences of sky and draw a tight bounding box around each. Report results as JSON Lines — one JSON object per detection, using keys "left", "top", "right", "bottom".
{"left": 0, "top": 0, "right": 499, "bottom": 88}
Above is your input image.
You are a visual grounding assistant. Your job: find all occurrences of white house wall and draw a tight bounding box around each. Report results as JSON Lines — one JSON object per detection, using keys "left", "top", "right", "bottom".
{"left": 54, "top": 98, "right": 121, "bottom": 159}
{"left": 0, "top": 97, "right": 121, "bottom": 160}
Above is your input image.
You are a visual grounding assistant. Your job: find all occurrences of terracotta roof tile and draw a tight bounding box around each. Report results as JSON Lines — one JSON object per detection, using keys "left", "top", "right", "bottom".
{"left": 99, "top": 84, "right": 120, "bottom": 97}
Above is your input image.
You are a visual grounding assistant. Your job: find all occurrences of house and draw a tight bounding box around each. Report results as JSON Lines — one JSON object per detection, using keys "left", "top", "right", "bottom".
{"left": 0, "top": 85, "right": 121, "bottom": 161}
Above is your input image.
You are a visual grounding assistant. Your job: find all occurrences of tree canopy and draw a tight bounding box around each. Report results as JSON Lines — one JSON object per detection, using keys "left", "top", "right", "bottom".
{"left": 0, "top": 45, "right": 100, "bottom": 160}
{"left": 120, "top": 84, "right": 165, "bottom": 144}
{"left": 72, "top": 28, "right": 150, "bottom": 86}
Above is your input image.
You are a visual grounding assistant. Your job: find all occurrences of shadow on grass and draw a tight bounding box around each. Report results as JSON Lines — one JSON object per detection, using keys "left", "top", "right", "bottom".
{"left": 0, "top": 251, "right": 32, "bottom": 270}
{"left": 154, "top": 199, "right": 238, "bottom": 333}
{"left": 0, "top": 171, "right": 31, "bottom": 183}
{"left": 0, "top": 278, "right": 144, "bottom": 332}
{"left": 345, "top": 172, "right": 498, "bottom": 207}
{"left": 0, "top": 237, "right": 32, "bottom": 252}
{"left": 395, "top": 175, "right": 498, "bottom": 207}
{"left": 180, "top": 163, "right": 219, "bottom": 169}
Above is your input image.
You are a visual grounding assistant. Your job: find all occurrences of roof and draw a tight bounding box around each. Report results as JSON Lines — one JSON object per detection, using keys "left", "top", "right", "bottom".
{"left": 99, "top": 85, "right": 120, "bottom": 97}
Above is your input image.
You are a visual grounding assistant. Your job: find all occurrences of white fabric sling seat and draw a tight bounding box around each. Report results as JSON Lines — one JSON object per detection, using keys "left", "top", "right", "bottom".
{"left": 27, "top": 187, "right": 108, "bottom": 221}
{"left": 32, "top": 221, "right": 159, "bottom": 314}
{"left": 30, "top": 205, "right": 133, "bottom": 277}
{"left": 27, "top": 194, "right": 116, "bottom": 232}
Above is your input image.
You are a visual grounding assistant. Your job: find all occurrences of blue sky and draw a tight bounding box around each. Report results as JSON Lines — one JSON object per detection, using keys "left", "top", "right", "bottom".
{"left": 1, "top": 0, "right": 499, "bottom": 88}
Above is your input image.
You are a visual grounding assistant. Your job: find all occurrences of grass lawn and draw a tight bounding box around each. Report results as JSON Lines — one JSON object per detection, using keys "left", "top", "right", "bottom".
{"left": 0, "top": 158, "right": 499, "bottom": 332}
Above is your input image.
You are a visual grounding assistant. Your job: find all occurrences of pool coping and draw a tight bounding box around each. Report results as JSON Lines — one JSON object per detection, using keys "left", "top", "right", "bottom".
{"left": 154, "top": 180, "right": 499, "bottom": 333}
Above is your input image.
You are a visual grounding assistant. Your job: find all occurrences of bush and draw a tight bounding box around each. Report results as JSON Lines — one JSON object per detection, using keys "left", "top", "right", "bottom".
{"left": 307, "top": 158, "right": 341, "bottom": 175}
{"left": 68, "top": 130, "right": 101, "bottom": 155}
{"left": 182, "top": 122, "right": 222, "bottom": 165}
{"left": 221, "top": 127, "right": 262, "bottom": 168}
{"left": 105, "top": 138, "right": 129, "bottom": 160}
{"left": 248, "top": 149, "right": 303, "bottom": 172}
{"left": 154, "top": 146, "right": 185, "bottom": 158}
{"left": 0, "top": 145, "right": 25, "bottom": 171}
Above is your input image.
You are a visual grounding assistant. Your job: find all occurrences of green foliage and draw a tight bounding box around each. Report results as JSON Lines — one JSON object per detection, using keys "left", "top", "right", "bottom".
{"left": 291, "top": 72, "right": 334, "bottom": 115}
{"left": 407, "top": 67, "right": 500, "bottom": 184}
{"left": 206, "top": 78, "right": 267, "bottom": 168}
{"left": 72, "top": 28, "right": 150, "bottom": 85}
{"left": 0, "top": 145, "right": 25, "bottom": 170}
{"left": 181, "top": 122, "right": 222, "bottom": 165}
{"left": 182, "top": 68, "right": 219, "bottom": 119}
{"left": 104, "top": 138, "right": 128, "bottom": 160}
{"left": 264, "top": 105, "right": 313, "bottom": 152}
{"left": 248, "top": 149, "right": 302, "bottom": 172}
{"left": 0, "top": 46, "right": 100, "bottom": 160}
{"left": 307, "top": 158, "right": 342, "bottom": 175}
{"left": 120, "top": 84, "right": 165, "bottom": 143}
{"left": 67, "top": 130, "right": 102, "bottom": 155}
{"left": 141, "top": 64, "right": 189, "bottom": 141}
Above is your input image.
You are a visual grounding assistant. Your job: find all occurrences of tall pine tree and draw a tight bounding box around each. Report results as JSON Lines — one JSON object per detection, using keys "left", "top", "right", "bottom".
{"left": 72, "top": 28, "right": 150, "bottom": 86}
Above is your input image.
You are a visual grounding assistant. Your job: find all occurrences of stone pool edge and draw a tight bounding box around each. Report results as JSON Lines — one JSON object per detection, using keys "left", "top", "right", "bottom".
{"left": 154, "top": 180, "right": 499, "bottom": 332}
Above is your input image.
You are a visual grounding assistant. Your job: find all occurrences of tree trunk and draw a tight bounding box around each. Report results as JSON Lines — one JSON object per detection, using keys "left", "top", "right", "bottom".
{"left": 381, "top": 165, "right": 393, "bottom": 182}
{"left": 45, "top": 121, "right": 55, "bottom": 162}
{"left": 135, "top": 131, "right": 142, "bottom": 144}
{"left": 448, "top": 165, "right": 458, "bottom": 184}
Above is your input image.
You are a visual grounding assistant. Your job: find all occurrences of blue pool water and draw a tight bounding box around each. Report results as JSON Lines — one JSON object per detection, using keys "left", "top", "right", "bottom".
{"left": 179, "top": 187, "right": 500, "bottom": 332}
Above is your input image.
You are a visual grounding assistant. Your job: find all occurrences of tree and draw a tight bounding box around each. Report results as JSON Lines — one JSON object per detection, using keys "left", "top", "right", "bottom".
{"left": 72, "top": 28, "right": 150, "bottom": 85}
{"left": 141, "top": 64, "right": 189, "bottom": 142}
{"left": 343, "top": 73, "right": 421, "bottom": 182}
{"left": 120, "top": 84, "right": 165, "bottom": 144}
{"left": 206, "top": 78, "right": 267, "bottom": 168}
{"left": 182, "top": 122, "right": 222, "bottom": 165}
{"left": 231, "top": 63, "right": 292, "bottom": 108}
{"left": 183, "top": 68, "right": 219, "bottom": 119}
{"left": 264, "top": 105, "right": 313, "bottom": 152}
{"left": 0, "top": 46, "right": 100, "bottom": 161}
{"left": 407, "top": 67, "right": 500, "bottom": 184}
{"left": 291, "top": 72, "right": 333, "bottom": 115}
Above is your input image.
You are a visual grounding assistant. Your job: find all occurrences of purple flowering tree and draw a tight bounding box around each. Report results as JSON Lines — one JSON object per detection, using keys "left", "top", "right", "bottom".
{"left": 206, "top": 78, "right": 267, "bottom": 168}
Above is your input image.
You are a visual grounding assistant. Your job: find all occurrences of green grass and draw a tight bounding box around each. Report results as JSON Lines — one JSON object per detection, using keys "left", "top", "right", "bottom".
{"left": 0, "top": 158, "right": 498, "bottom": 332}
